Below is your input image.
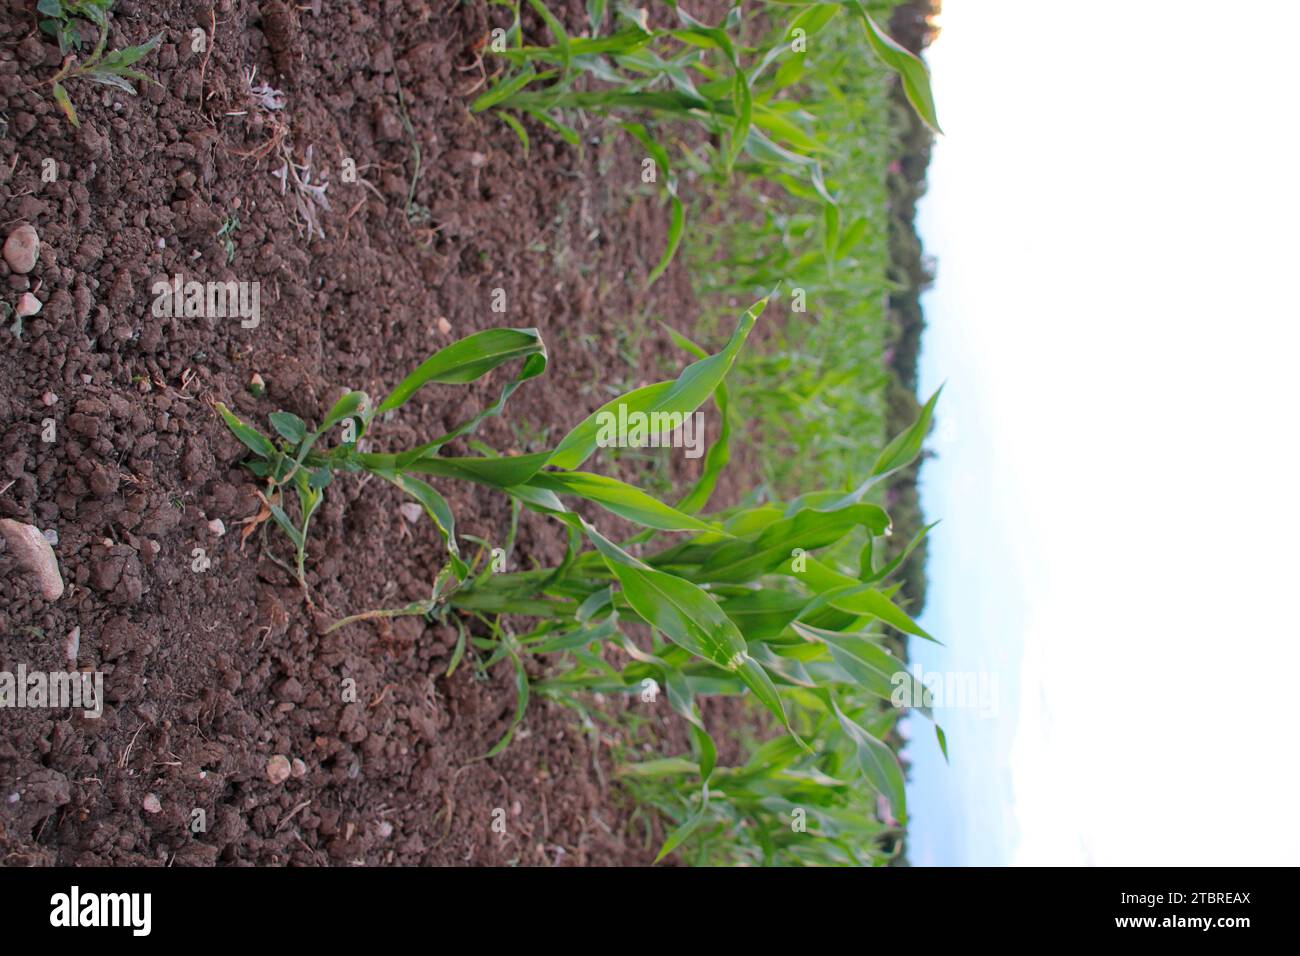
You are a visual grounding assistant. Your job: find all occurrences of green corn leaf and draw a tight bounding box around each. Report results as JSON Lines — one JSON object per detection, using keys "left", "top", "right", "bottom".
{"left": 648, "top": 181, "right": 684, "bottom": 287}
{"left": 380, "top": 472, "right": 469, "bottom": 579}
{"left": 522, "top": 106, "right": 582, "bottom": 146}
{"left": 587, "top": 524, "right": 749, "bottom": 667}
{"left": 829, "top": 695, "right": 907, "bottom": 823}
{"left": 526, "top": 0, "right": 570, "bottom": 67}
{"left": 851, "top": 3, "right": 941, "bottom": 133}
{"left": 792, "top": 621, "right": 928, "bottom": 711}
{"left": 718, "top": 590, "right": 808, "bottom": 642}
{"left": 445, "top": 618, "right": 468, "bottom": 677}
{"left": 549, "top": 299, "right": 762, "bottom": 470}
{"left": 215, "top": 402, "right": 276, "bottom": 459}
{"left": 829, "top": 585, "right": 933, "bottom": 642}
{"left": 393, "top": 346, "right": 548, "bottom": 466}
{"left": 864, "top": 520, "right": 939, "bottom": 584}
{"left": 384, "top": 451, "right": 551, "bottom": 489}
{"left": 376, "top": 327, "right": 546, "bottom": 415}
{"left": 617, "top": 633, "right": 717, "bottom": 782}
{"left": 529, "top": 615, "right": 621, "bottom": 654}
{"left": 750, "top": 105, "right": 827, "bottom": 156}
{"left": 623, "top": 122, "right": 685, "bottom": 286}
{"left": 486, "top": 637, "right": 530, "bottom": 757}
{"left": 569, "top": 29, "right": 652, "bottom": 57}
{"left": 680, "top": 502, "right": 890, "bottom": 584}
{"left": 663, "top": 666, "right": 717, "bottom": 783}
{"left": 617, "top": 757, "right": 699, "bottom": 779}
{"left": 655, "top": 785, "right": 710, "bottom": 863}
{"left": 728, "top": 69, "right": 753, "bottom": 171}
{"left": 496, "top": 110, "right": 530, "bottom": 155}
{"left": 321, "top": 391, "right": 371, "bottom": 432}
{"left": 525, "top": 471, "right": 720, "bottom": 534}
{"left": 871, "top": 386, "right": 941, "bottom": 479}
{"left": 584, "top": 522, "right": 799, "bottom": 744}
{"left": 660, "top": 323, "right": 730, "bottom": 514}
{"left": 267, "top": 502, "right": 304, "bottom": 549}
{"left": 473, "top": 66, "right": 542, "bottom": 111}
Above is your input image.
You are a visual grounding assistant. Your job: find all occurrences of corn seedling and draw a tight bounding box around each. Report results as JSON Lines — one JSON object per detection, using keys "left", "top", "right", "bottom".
{"left": 38, "top": 0, "right": 161, "bottom": 127}
{"left": 473, "top": 0, "right": 937, "bottom": 284}
{"left": 217, "top": 298, "right": 942, "bottom": 863}
{"left": 688, "top": 9, "right": 907, "bottom": 494}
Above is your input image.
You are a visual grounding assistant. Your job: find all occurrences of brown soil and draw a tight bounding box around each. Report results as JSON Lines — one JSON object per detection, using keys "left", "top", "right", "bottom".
{"left": 0, "top": 0, "right": 741, "bottom": 865}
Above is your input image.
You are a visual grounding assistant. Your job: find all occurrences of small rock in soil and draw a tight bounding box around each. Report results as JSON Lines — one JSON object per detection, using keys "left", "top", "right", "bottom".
{"left": 2, "top": 224, "right": 39, "bottom": 274}
{"left": 266, "top": 755, "right": 292, "bottom": 784}
{"left": 0, "top": 518, "right": 64, "bottom": 600}
{"left": 15, "top": 293, "right": 41, "bottom": 317}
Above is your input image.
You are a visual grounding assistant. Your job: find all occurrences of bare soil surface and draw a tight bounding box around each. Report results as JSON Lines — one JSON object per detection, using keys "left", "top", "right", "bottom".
{"left": 0, "top": 0, "right": 742, "bottom": 866}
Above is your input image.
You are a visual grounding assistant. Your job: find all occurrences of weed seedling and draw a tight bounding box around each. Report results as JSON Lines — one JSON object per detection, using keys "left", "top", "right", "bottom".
{"left": 38, "top": 0, "right": 160, "bottom": 127}
{"left": 217, "top": 216, "right": 240, "bottom": 264}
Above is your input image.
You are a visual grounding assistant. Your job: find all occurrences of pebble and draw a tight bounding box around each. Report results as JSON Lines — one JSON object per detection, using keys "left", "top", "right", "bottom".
{"left": 15, "top": 292, "right": 41, "bottom": 317}
{"left": 64, "top": 626, "right": 80, "bottom": 667}
{"left": 0, "top": 518, "right": 64, "bottom": 600}
{"left": 2, "top": 223, "right": 39, "bottom": 274}
{"left": 399, "top": 503, "right": 423, "bottom": 524}
{"left": 142, "top": 793, "right": 162, "bottom": 814}
{"left": 41, "top": 392, "right": 57, "bottom": 406}
{"left": 291, "top": 758, "right": 307, "bottom": 778}
{"left": 208, "top": 518, "right": 226, "bottom": 536}
{"left": 266, "top": 754, "right": 292, "bottom": 784}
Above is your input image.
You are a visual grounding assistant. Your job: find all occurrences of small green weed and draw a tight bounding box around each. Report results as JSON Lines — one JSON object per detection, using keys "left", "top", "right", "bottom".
{"left": 38, "top": 0, "right": 161, "bottom": 127}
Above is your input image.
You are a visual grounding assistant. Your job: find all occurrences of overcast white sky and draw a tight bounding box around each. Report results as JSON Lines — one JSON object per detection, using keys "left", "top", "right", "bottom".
{"left": 906, "top": 0, "right": 1300, "bottom": 865}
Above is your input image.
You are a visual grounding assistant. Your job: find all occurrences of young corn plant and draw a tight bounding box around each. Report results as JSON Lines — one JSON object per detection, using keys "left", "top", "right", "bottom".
{"left": 688, "top": 8, "right": 907, "bottom": 495}
{"left": 38, "top": 0, "right": 161, "bottom": 127}
{"left": 216, "top": 300, "right": 942, "bottom": 863}
{"left": 474, "top": 0, "right": 937, "bottom": 284}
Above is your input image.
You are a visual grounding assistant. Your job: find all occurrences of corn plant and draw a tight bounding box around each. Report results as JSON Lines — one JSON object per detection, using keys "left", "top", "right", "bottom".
{"left": 474, "top": 0, "right": 937, "bottom": 284}
{"left": 688, "top": 7, "right": 908, "bottom": 494}
{"left": 217, "top": 298, "right": 942, "bottom": 863}
{"left": 38, "top": 0, "right": 160, "bottom": 127}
